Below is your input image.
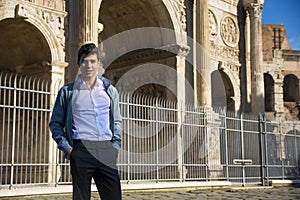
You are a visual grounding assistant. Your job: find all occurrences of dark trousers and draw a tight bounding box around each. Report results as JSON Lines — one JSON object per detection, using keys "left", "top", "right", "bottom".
{"left": 70, "top": 140, "right": 121, "bottom": 200}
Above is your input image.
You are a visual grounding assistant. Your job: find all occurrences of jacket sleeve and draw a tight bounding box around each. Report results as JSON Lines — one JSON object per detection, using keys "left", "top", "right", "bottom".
{"left": 49, "top": 87, "right": 72, "bottom": 155}
{"left": 110, "top": 86, "right": 122, "bottom": 150}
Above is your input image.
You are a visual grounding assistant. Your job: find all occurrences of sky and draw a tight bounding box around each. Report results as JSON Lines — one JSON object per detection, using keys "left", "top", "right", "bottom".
{"left": 262, "top": 0, "right": 300, "bottom": 50}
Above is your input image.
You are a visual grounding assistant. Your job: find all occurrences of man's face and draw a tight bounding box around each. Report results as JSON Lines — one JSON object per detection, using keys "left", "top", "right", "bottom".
{"left": 79, "top": 53, "right": 100, "bottom": 80}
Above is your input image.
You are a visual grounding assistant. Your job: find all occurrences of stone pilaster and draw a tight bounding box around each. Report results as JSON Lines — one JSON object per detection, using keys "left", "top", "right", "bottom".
{"left": 273, "top": 49, "right": 284, "bottom": 118}
{"left": 243, "top": 1, "right": 265, "bottom": 114}
{"left": 176, "top": 46, "right": 189, "bottom": 181}
{"left": 49, "top": 61, "right": 67, "bottom": 184}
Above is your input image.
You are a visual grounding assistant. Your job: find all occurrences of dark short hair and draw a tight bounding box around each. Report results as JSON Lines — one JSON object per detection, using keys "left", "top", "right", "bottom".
{"left": 77, "top": 43, "right": 102, "bottom": 65}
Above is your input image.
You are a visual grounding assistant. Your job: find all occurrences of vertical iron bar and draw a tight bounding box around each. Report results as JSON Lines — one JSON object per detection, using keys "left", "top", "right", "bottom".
{"left": 240, "top": 113, "right": 245, "bottom": 186}
{"left": 280, "top": 116, "right": 284, "bottom": 179}
{"left": 259, "top": 114, "right": 266, "bottom": 186}
{"left": 224, "top": 110, "right": 229, "bottom": 181}
{"left": 126, "top": 94, "right": 130, "bottom": 183}
{"left": 293, "top": 122, "right": 298, "bottom": 177}
{"left": 264, "top": 116, "right": 270, "bottom": 183}
{"left": 10, "top": 74, "right": 17, "bottom": 189}
{"left": 155, "top": 97, "right": 159, "bottom": 182}
{"left": 5, "top": 74, "right": 11, "bottom": 185}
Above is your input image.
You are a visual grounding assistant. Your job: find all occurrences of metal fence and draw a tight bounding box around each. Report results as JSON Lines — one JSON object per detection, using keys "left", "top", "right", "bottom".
{"left": 0, "top": 73, "right": 300, "bottom": 191}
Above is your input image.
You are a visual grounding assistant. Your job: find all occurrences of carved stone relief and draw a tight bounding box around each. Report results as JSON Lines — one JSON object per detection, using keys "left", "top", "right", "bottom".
{"left": 38, "top": 10, "right": 65, "bottom": 46}
{"left": 210, "top": 41, "right": 239, "bottom": 64}
{"left": 170, "top": 0, "right": 186, "bottom": 32}
{"left": 15, "top": 3, "right": 65, "bottom": 48}
{"left": 208, "top": 10, "right": 218, "bottom": 40}
{"left": 23, "top": 0, "right": 66, "bottom": 10}
{"left": 247, "top": 3, "right": 263, "bottom": 19}
{"left": 220, "top": 15, "right": 239, "bottom": 47}
{"left": 15, "top": 4, "right": 31, "bottom": 18}
{"left": 44, "top": 0, "right": 56, "bottom": 8}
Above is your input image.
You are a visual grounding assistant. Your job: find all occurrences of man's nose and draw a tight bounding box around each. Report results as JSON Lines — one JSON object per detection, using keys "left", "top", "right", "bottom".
{"left": 85, "top": 61, "right": 93, "bottom": 66}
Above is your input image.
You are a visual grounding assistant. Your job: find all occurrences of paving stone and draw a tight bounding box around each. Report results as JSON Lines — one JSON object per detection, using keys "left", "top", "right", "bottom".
{"left": 0, "top": 186, "right": 299, "bottom": 200}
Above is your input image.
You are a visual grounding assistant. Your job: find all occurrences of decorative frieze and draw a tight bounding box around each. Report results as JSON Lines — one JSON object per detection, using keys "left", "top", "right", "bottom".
{"left": 210, "top": 41, "right": 239, "bottom": 64}
{"left": 221, "top": 0, "right": 239, "bottom": 6}
{"left": 218, "top": 61, "right": 240, "bottom": 73}
{"left": 23, "top": 0, "right": 64, "bottom": 10}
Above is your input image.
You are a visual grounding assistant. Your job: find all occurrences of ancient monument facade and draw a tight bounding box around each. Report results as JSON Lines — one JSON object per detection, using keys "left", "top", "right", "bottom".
{"left": 0, "top": 0, "right": 299, "bottom": 119}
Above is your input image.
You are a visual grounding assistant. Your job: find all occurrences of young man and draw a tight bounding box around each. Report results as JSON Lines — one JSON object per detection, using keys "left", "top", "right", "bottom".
{"left": 49, "top": 43, "right": 122, "bottom": 200}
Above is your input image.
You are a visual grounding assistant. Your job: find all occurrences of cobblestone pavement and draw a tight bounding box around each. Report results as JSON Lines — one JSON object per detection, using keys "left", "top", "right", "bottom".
{"left": 1, "top": 186, "right": 300, "bottom": 200}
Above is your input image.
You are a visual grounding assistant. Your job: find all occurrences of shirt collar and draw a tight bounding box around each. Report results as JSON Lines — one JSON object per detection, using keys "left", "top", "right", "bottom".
{"left": 79, "top": 75, "right": 104, "bottom": 90}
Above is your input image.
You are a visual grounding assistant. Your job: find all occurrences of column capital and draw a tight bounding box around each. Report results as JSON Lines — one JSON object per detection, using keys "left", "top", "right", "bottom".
{"left": 244, "top": 2, "right": 264, "bottom": 19}
{"left": 243, "top": 0, "right": 264, "bottom": 8}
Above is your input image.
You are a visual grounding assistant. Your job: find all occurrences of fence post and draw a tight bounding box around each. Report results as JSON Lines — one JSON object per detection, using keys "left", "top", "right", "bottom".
{"left": 223, "top": 109, "right": 229, "bottom": 182}
{"left": 177, "top": 101, "right": 185, "bottom": 181}
{"left": 48, "top": 79, "right": 63, "bottom": 186}
{"left": 259, "top": 114, "right": 267, "bottom": 186}
{"left": 240, "top": 113, "right": 245, "bottom": 186}
{"left": 293, "top": 121, "right": 299, "bottom": 177}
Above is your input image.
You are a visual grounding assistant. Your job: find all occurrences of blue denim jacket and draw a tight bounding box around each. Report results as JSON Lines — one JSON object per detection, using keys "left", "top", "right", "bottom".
{"left": 49, "top": 75, "right": 122, "bottom": 158}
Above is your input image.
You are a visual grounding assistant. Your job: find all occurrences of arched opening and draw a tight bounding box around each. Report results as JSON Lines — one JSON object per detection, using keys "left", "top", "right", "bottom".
{"left": 211, "top": 70, "right": 235, "bottom": 111}
{"left": 0, "top": 17, "right": 55, "bottom": 185}
{"left": 99, "top": 0, "right": 177, "bottom": 99}
{"left": 0, "top": 18, "right": 51, "bottom": 79}
{"left": 99, "top": 0, "right": 174, "bottom": 41}
{"left": 133, "top": 83, "right": 177, "bottom": 101}
{"left": 264, "top": 73, "right": 275, "bottom": 112}
{"left": 284, "top": 74, "right": 299, "bottom": 102}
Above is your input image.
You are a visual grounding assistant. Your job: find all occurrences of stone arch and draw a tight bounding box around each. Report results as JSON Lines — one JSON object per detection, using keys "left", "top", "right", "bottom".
{"left": 284, "top": 74, "right": 299, "bottom": 102}
{"left": 98, "top": 0, "right": 183, "bottom": 41}
{"left": 0, "top": 18, "right": 51, "bottom": 78}
{"left": 211, "top": 70, "right": 236, "bottom": 111}
{"left": 98, "top": 0, "right": 187, "bottom": 99}
{"left": 0, "top": 3, "right": 66, "bottom": 79}
{"left": 264, "top": 73, "right": 275, "bottom": 112}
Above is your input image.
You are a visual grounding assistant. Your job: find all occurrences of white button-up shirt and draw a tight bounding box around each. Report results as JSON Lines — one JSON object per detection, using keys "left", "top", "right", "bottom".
{"left": 72, "top": 77, "right": 112, "bottom": 141}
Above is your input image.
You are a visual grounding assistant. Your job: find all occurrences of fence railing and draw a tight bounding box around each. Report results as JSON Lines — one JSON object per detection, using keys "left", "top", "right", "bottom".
{"left": 0, "top": 73, "right": 299, "bottom": 191}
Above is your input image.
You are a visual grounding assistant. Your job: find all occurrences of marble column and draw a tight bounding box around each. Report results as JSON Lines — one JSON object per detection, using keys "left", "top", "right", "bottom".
{"left": 66, "top": 0, "right": 100, "bottom": 82}
{"left": 79, "top": 0, "right": 99, "bottom": 44}
{"left": 194, "top": 0, "right": 211, "bottom": 108}
{"left": 245, "top": 11, "right": 252, "bottom": 111}
{"left": 243, "top": 1, "right": 265, "bottom": 113}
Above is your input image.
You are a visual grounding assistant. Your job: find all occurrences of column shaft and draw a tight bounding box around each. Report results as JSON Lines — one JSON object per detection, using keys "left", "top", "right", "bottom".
{"left": 246, "top": 3, "right": 265, "bottom": 113}
{"left": 79, "top": 0, "right": 99, "bottom": 44}
{"left": 194, "top": 0, "right": 211, "bottom": 108}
